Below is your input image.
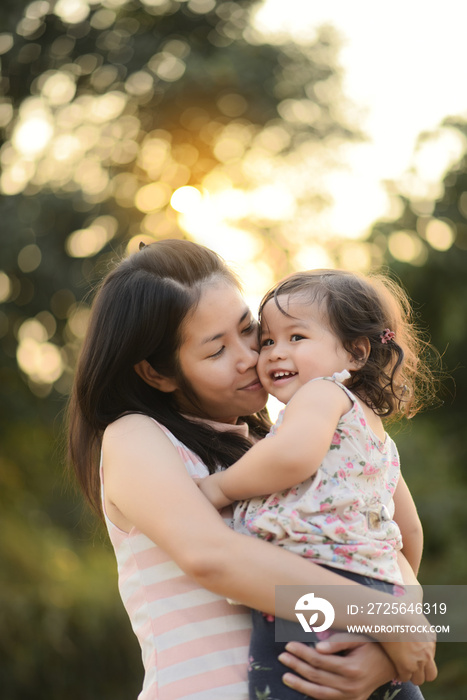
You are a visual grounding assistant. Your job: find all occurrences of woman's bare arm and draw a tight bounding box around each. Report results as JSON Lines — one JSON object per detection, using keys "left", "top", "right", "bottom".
{"left": 102, "top": 414, "right": 437, "bottom": 685}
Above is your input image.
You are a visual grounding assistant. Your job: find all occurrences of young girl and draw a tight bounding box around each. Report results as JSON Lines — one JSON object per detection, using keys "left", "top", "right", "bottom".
{"left": 198, "top": 268, "right": 436, "bottom": 700}
{"left": 67, "top": 243, "right": 435, "bottom": 699}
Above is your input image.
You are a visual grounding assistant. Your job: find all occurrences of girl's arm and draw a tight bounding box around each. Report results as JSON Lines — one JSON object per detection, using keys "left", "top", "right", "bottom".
{"left": 393, "top": 475, "right": 424, "bottom": 576}
{"left": 199, "top": 380, "right": 351, "bottom": 508}
{"left": 103, "top": 413, "right": 437, "bottom": 686}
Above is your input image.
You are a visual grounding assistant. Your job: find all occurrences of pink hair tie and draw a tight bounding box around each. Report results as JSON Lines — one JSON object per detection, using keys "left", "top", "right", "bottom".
{"left": 380, "top": 328, "right": 395, "bottom": 344}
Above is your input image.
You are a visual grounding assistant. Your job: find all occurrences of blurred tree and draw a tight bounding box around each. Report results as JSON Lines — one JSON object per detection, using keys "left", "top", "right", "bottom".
{"left": 366, "top": 117, "right": 467, "bottom": 699}
{"left": 0, "top": 1, "right": 361, "bottom": 697}
{"left": 0, "top": 0, "right": 359, "bottom": 400}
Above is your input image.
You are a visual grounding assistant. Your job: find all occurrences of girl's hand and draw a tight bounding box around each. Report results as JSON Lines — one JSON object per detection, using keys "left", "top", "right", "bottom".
{"left": 380, "top": 638, "right": 437, "bottom": 685}
{"left": 278, "top": 636, "right": 395, "bottom": 700}
{"left": 195, "top": 473, "right": 233, "bottom": 510}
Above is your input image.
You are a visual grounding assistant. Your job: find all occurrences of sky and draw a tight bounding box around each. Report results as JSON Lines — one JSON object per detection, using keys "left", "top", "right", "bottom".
{"left": 253, "top": 0, "right": 467, "bottom": 417}
{"left": 254, "top": 0, "right": 467, "bottom": 236}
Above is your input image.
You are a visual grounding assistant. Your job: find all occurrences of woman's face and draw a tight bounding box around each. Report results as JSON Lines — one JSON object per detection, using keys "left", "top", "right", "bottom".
{"left": 175, "top": 279, "right": 268, "bottom": 424}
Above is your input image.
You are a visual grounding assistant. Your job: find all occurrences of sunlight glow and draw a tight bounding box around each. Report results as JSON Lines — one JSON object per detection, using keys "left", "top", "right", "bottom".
{"left": 170, "top": 186, "right": 203, "bottom": 212}
{"left": 255, "top": 0, "right": 467, "bottom": 239}
{"left": 238, "top": 260, "right": 275, "bottom": 298}
{"left": 294, "top": 244, "right": 334, "bottom": 270}
{"left": 184, "top": 222, "right": 262, "bottom": 264}
{"left": 208, "top": 187, "right": 249, "bottom": 218}
{"left": 249, "top": 185, "right": 296, "bottom": 221}
{"left": 13, "top": 113, "right": 53, "bottom": 158}
{"left": 413, "top": 127, "right": 467, "bottom": 184}
{"left": 3, "top": 0, "right": 465, "bottom": 310}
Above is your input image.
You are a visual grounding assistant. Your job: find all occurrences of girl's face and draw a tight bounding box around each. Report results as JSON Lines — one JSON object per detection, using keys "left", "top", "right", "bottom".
{"left": 257, "top": 294, "right": 354, "bottom": 404}
{"left": 175, "top": 279, "right": 268, "bottom": 424}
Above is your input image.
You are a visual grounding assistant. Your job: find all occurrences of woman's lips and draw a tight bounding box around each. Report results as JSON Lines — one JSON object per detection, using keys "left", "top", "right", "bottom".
{"left": 239, "top": 378, "right": 264, "bottom": 391}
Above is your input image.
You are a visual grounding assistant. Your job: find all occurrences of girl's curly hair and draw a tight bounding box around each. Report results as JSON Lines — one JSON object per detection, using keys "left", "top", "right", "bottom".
{"left": 259, "top": 269, "right": 437, "bottom": 420}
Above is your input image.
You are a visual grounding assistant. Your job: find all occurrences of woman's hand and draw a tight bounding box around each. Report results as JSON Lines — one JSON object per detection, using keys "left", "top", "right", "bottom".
{"left": 278, "top": 636, "right": 396, "bottom": 700}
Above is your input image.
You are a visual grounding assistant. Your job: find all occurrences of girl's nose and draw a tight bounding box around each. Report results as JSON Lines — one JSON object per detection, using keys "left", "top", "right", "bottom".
{"left": 269, "top": 342, "right": 287, "bottom": 361}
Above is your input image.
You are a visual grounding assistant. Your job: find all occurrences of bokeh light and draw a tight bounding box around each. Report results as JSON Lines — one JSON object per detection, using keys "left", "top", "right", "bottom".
{"left": 12, "top": 107, "right": 53, "bottom": 158}
{"left": 0, "top": 272, "right": 12, "bottom": 303}
{"left": 66, "top": 216, "right": 118, "bottom": 257}
{"left": 170, "top": 186, "right": 203, "bottom": 213}
{"left": 424, "top": 218, "right": 455, "bottom": 252}
{"left": 3, "top": 0, "right": 462, "bottom": 398}
{"left": 388, "top": 230, "right": 428, "bottom": 266}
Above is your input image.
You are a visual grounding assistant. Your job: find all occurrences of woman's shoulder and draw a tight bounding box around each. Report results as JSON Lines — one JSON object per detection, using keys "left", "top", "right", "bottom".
{"left": 104, "top": 411, "right": 154, "bottom": 432}
{"left": 103, "top": 412, "right": 172, "bottom": 449}
{"left": 103, "top": 413, "right": 208, "bottom": 473}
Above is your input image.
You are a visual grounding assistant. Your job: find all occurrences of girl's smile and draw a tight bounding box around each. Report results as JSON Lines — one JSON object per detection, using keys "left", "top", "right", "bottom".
{"left": 258, "top": 294, "right": 354, "bottom": 404}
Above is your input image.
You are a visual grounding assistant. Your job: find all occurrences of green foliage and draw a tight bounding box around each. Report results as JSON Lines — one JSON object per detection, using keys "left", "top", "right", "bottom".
{"left": 0, "top": 1, "right": 360, "bottom": 697}
{"left": 1, "top": 0, "right": 466, "bottom": 697}
{"left": 367, "top": 122, "right": 467, "bottom": 698}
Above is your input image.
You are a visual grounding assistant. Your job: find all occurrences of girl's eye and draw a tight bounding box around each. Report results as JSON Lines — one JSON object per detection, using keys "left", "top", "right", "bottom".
{"left": 261, "top": 338, "right": 274, "bottom": 347}
{"left": 208, "top": 346, "right": 224, "bottom": 359}
{"left": 291, "top": 334, "right": 305, "bottom": 342}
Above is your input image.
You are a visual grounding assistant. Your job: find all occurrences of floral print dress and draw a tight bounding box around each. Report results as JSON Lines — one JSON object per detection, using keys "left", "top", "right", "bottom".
{"left": 237, "top": 373, "right": 423, "bottom": 700}
{"left": 233, "top": 371, "right": 404, "bottom": 585}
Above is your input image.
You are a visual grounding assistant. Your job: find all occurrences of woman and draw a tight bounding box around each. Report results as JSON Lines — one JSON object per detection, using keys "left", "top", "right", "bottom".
{"left": 68, "top": 239, "right": 436, "bottom": 699}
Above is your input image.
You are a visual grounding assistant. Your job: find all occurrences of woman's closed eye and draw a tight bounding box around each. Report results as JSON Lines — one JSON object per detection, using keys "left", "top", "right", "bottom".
{"left": 207, "top": 346, "right": 225, "bottom": 359}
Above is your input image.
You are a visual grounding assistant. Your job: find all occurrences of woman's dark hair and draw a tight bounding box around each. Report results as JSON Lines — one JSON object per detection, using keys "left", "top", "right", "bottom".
{"left": 67, "top": 239, "right": 270, "bottom": 517}
{"left": 259, "top": 269, "right": 436, "bottom": 419}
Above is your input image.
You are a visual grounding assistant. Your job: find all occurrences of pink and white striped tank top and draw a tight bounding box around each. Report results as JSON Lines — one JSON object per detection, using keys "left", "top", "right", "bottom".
{"left": 101, "top": 419, "right": 251, "bottom": 700}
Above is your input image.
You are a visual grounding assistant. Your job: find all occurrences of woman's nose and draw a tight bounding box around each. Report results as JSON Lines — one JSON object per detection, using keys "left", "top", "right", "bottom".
{"left": 237, "top": 340, "right": 260, "bottom": 371}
